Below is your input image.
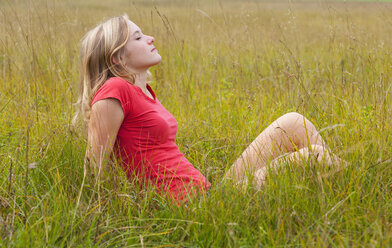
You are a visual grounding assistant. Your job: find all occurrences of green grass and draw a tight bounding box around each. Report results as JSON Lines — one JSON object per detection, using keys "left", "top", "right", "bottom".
{"left": 1, "top": 0, "right": 391, "bottom": 247}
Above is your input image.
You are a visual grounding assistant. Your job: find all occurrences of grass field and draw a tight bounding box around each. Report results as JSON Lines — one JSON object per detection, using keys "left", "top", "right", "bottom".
{"left": 1, "top": 0, "right": 391, "bottom": 247}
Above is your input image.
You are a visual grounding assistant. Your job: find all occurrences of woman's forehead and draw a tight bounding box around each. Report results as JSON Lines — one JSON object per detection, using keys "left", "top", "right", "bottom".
{"left": 127, "top": 20, "right": 141, "bottom": 33}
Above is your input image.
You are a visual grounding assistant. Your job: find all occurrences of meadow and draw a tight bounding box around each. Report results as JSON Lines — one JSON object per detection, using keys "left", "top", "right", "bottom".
{"left": 0, "top": 0, "right": 391, "bottom": 246}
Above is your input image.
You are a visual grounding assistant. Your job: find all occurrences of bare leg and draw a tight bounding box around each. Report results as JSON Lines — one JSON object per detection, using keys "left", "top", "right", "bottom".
{"left": 223, "top": 112, "right": 331, "bottom": 184}
{"left": 252, "top": 144, "right": 344, "bottom": 188}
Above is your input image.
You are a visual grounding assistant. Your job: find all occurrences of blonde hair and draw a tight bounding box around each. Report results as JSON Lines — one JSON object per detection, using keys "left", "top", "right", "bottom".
{"left": 73, "top": 14, "right": 136, "bottom": 126}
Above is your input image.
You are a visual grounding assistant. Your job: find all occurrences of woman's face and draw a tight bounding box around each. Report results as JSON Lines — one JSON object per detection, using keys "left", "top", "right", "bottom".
{"left": 119, "top": 20, "right": 161, "bottom": 73}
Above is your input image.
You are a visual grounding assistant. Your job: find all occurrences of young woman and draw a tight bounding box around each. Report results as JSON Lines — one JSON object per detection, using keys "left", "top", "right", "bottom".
{"left": 74, "top": 15, "right": 342, "bottom": 202}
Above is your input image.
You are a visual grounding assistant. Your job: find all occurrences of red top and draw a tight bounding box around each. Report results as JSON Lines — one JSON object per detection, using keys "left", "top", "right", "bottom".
{"left": 91, "top": 77, "right": 211, "bottom": 201}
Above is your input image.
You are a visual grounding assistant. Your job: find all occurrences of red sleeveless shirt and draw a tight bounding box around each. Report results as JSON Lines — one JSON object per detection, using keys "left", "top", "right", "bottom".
{"left": 91, "top": 77, "right": 211, "bottom": 201}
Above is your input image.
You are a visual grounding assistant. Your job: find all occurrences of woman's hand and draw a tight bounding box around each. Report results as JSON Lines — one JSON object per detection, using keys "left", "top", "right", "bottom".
{"left": 87, "top": 98, "right": 124, "bottom": 180}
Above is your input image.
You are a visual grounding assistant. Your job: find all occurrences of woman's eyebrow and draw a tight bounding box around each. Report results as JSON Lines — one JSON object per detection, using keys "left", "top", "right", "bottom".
{"left": 131, "top": 30, "right": 141, "bottom": 36}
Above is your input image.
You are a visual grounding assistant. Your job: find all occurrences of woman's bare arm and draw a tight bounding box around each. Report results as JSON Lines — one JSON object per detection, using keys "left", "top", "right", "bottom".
{"left": 87, "top": 98, "right": 124, "bottom": 180}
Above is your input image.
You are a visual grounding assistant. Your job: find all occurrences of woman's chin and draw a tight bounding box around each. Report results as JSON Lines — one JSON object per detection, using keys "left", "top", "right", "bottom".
{"left": 152, "top": 56, "right": 162, "bottom": 66}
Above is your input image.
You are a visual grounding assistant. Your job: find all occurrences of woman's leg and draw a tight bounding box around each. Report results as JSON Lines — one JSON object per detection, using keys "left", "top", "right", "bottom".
{"left": 223, "top": 112, "right": 330, "bottom": 184}
{"left": 252, "top": 144, "right": 343, "bottom": 188}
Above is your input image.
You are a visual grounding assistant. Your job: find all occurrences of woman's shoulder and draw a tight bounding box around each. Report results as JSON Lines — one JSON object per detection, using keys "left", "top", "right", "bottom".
{"left": 92, "top": 77, "right": 137, "bottom": 108}
{"left": 97, "top": 77, "right": 140, "bottom": 95}
{"left": 104, "top": 77, "right": 133, "bottom": 88}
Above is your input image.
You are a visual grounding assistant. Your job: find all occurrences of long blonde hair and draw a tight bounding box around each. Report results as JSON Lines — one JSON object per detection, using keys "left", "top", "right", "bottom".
{"left": 73, "top": 14, "right": 135, "bottom": 126}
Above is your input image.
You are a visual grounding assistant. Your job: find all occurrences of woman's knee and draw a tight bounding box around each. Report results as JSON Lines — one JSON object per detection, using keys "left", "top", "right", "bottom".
{"left": 279, "top": 112, "right": 303, "bottom": 120}
{"left": 277, "top": 112, "right": 315, "bottom": 130}
{"left": 274, "top": 112, "right": 319, "bottom": 146}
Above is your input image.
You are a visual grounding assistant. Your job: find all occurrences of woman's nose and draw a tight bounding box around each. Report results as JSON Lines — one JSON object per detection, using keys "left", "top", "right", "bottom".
{"left": 147, "top": 36, "right": 154, "bottom": 44}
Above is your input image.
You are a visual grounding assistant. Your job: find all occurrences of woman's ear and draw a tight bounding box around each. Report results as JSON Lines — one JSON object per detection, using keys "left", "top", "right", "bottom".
{"left": 112, "top": 55, "right": 119, "bottom": 64}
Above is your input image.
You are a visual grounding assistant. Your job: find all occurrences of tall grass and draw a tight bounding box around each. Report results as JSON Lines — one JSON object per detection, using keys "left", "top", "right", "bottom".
{"left": 0, "top": 0, "right": 391, "bottom": 246}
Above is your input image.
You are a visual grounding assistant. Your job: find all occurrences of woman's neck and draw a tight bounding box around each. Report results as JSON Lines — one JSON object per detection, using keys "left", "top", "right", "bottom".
{"left": 133, "top": 71, "right": 154, "bottom": 100}
{"left": 133, "top": 71, "right": 148, "bottom": 90}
